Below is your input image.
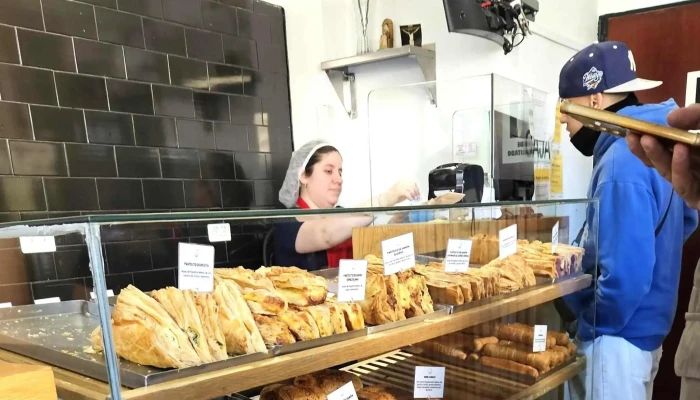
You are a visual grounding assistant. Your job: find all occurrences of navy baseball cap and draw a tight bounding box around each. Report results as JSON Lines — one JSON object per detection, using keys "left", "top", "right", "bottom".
{"left": 558, "top": 41, "right": 662, "bottom": 99}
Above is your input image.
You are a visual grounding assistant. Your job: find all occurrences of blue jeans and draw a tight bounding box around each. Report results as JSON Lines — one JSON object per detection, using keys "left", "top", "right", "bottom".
{"left": 565, "top": 336, "right": 662, "bottom": 400}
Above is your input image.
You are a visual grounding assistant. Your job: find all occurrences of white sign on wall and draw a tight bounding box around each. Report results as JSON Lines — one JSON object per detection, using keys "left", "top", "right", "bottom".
{"left": 686, "top": 70, "right": 700, "bottom": 107}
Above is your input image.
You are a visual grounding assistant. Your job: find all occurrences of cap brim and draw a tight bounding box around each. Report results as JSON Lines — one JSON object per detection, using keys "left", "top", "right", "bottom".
{"left": 604, "top": 78, "right": 663, "bottom": 94}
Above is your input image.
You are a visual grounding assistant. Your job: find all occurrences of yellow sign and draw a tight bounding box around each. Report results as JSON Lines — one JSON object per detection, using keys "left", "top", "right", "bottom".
{"left": 535, "top": 167, "right": 550, "bottom": 183}
{"left": 551, "top": 154, "right": 563, "bottom": 194}
{"left": 553, "top": 104, "right": 562, "bottom": 144}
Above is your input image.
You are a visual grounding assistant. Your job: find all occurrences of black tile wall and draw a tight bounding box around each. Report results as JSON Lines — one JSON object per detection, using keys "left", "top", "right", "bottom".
{"left": 74, "top": 39, "right": 126, "bottom": 79}
{"left": 9, "top": 141, "right": 67, "bottom": 176}
{"left": 42, "top": 0, "right": 97, "bottom": 39}
{"left": 118, "top": 0, "right": 163, "bottom": 19}
{"left": 0, "top": 0, "right": 291, "bottom": 304}
{"left": 124, "top": 47, "right": 169, "bottom": 84}
{"left": 107, "top": 80, "right": 154, "bottom": 115}
{"left": 143, "top": 18, "right": 186, "bottom": 56}
{"left": 160, "top": 149, "right": 200, "bottom": 178}
{"left": 56, "top": 73, "right": 108, "bottom": 110}
{"left": 95, "top": 7, "right": 145, "bottom": 48}
{"left": 0, "top": 102, "right": 33, "bottom": 140}
{"left": 116, "top": 147, "right": 161, "bottom": 178}
{"left": 65, "top": 144, "right": 117, "bottom": 177}
{"left": 85, "top": 111, "right": 134, "bottom": 145}
{"left": 186, "top": 29, "right": 224, "bottom": 63}
{"left": 17, "top": 29, "right": 75, "bottom": 72}
{"left": 134, "top": 116, "right": 178, "bottom": 148}
{"left": 0, "top": 65, "right": 57, "bottom": 106}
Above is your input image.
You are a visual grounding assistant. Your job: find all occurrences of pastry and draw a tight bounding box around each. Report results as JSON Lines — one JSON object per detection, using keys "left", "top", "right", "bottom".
{"left": 294, "top": 369, "right": 363, "bottom": 394}
{"left": 215, "top": 268, "right": 287, "bottom": 315}
{"left": 194, "top": 293, "right": 228, "bottom": 361}
{"left": 482, "top": 343, "right": 552, "bottom": 372}
{"left": 357, "top": 385, "right": 414, "bottom": 400}
{"left": 90, "top": 285, "right": 201, "bottom": 369}
{"left": 278, "top": 309, "right": 321, "bottom": 341}
{"left": 495, "top": 323, "right": 556, "bottom": 349}
{"left": 259, "top": 384, "right": 326, "bottom": 400}
{"left": 327, "top": 303, "right": 349, "bottom": 334}
{"left": 327, "top": 299, "right": 365, "bottom": 331}
{"left": 257, "top": 266, "right": 328, "bottom": 306}
{"left": 479, "top": 356, "right": 539, "bottom": 378}
{"left": 213, "top": 280, "right": 267, "bottom": 354}
{"left": 304, "top": 305, "right": 334, "bottom": 337}
{"left": 151, "top": 287, "right": 214, "bottom": 364}
{"left": 254, "top": 314, "right": 296, "bottom": 346}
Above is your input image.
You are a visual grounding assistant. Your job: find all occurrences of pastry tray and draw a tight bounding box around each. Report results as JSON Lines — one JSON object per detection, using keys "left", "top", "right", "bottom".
{"left": 404, "top": 346, "right": 577, "bottom": 385}
{"left": 0, "top": 300, "right": 272, "bottom": 389}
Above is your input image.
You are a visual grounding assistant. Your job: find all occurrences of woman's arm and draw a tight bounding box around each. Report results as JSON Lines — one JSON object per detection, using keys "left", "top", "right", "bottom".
{"left": 295, "top": 215, "right": 373, "bottom": 253}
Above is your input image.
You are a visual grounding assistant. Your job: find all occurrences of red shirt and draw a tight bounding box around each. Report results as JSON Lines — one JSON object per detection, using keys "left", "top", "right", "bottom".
{"left": 296, "top": 198, "right": 353, "bottom": 268}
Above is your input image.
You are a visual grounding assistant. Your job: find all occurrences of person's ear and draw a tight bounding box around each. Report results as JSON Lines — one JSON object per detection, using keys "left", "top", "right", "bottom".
{"left": 590, "top": 93, "right": 604, "bottom": 110}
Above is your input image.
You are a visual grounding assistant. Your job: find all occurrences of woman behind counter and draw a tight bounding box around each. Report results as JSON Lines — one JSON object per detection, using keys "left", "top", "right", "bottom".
{"left": 274, "top": 140, "right": 419, "bottom": 271}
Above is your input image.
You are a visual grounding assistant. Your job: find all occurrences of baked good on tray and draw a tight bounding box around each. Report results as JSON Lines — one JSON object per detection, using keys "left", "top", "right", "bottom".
{"left": 193, "top": 292, "right": 228, "bottom": 361}
{"left": 357, "top": 385, "right": 416, "bottom": 400}
{"left": 259, "top": 384, "right": 326, "bottom": 400}
{"left": 256, "top": 266, "right": 328, "bottom": 307}
{"left": 294, "top": 369, "right": 363, "bottom": 394}
{"left": 213, "top": 280, "right": 268, "bottom": 354}
{"left": 253, "top": 314, "right": 296, "bottom": 346}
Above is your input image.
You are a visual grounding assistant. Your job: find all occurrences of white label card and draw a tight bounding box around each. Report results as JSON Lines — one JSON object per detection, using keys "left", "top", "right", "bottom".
{"left": 34, "top": 297, "right": 60, "bottom": 305}
{"left": 444, "top": 239, "right": 472, "bottom": 273}
{"left": 499, "top": 224, "right": 518, "bottom": 259}
{"left": 0, "top": 302, "right": 12, "bottom": 309}
{"left": 414, "top": 366, "right": 445, "bottom": 399}
{"left": 337, "top": 259, "right": 367, "bottom": 302}
{"left": 552, "top": 222, "right": 559, "bottom": 254}
{"left": 327, "top": 381, "right": 359, "bottom": 400}
{"left": 20, "top": 236, "right": 56, "bottom": 254}
{"left": 533, "top": 325, "right": 548, "bottom": 353}
{"left": 207, "top": 223, "right": 231, "bottom": 243}
{"left": 178, "top": 242, "right": 215, "bottom": 293}
{"left": 90, "top": 290, "right": 115, "bottom": 300}
{"left": 381, "top": 233, "right": 416, "bottom": 275}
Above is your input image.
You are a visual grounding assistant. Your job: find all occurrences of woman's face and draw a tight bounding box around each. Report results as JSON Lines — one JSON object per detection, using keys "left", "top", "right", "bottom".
{"left": 300, "top": 151, "right": 343, "bottom": 208}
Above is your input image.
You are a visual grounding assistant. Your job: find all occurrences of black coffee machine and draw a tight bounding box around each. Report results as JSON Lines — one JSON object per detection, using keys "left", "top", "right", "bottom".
{"left": 428, "top": 163, "right": 484, "bottom": 203}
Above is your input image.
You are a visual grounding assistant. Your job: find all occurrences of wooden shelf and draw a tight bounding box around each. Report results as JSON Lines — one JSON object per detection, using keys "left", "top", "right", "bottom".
{"left": 0, "top": 274, "right": 591, "bottom": 400}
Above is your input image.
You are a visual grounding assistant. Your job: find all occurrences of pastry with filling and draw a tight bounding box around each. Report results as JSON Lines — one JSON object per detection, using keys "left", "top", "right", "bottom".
{"left": 253, "top": 314, "right": 296, "bottom": 345}
{"left": 303, "top": 305, "right": 334, "bottom": 337}
{"left": 277, "top": 309, "right": 321, "bottom": 341}
{"left": 214, "top": 268, "right": 287, "bottom": 315}
{"left": 326, "top": 303, "right": 349, "bottom": 334}
{"left": 194, "top": 293, "right": 228, "bottom": 361}
{"left": 213, "top": 280, "right": 267, "bottom": 354}
{"left": 151, "top": 287, "right": 214, "bottom": 364}
{"left": 90, "top": 285, "right": 201, "bottom": 369}
{"left": 326, "top": 298, "right": 365, "bottom": 331}
{"left": 257, "top": 266, "right": 328, "bottom": 307}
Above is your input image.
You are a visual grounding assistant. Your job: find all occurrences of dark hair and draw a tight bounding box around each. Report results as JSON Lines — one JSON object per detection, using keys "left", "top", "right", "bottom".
{"left": 303, "top": 145, "right": 340, "bottom": 176}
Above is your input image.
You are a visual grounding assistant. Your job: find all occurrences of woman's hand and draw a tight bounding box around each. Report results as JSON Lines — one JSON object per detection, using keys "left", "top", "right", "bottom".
{"left": 380, "top": 180, "right": 421, "bottom": 206}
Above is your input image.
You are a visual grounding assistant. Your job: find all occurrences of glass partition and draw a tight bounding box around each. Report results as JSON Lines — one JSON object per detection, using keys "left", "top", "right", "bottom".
{"left": 0, "top": 199, "right": 598, "bottom": 399}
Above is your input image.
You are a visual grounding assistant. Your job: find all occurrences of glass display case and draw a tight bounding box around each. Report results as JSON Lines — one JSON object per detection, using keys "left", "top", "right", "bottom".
{"left": 0, "top": 199, "right": 597, "bottom": 400}
{"left": 367, "top": 74, "right": 561, "bottom": 208}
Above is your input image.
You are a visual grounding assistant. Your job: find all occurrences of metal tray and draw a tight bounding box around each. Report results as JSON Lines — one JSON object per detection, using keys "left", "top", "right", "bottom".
{"left": 270, "top": 328, "right": 368, "bottom": 356}
{"left": 0, "top": 301, "right": 272, "bottom": 388}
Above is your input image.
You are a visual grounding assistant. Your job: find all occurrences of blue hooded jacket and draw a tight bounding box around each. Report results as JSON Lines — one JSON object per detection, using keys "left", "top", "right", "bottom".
{"left": 566, "top": 99, "right": 698, "bottom": 351}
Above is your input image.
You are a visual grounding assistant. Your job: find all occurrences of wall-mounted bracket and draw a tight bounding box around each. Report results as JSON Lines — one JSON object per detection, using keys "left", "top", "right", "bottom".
{"left": 321, "top": 45, "right": 437, "bottom": 119}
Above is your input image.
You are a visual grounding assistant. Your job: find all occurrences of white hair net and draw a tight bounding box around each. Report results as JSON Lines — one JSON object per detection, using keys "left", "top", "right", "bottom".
{"left": 278, "top": 139, "right": 333, "bottom": 208}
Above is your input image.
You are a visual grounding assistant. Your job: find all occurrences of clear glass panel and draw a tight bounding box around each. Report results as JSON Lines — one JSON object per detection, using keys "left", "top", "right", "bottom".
{"left": 0, "top": 200, "right": 598, "bottom": 399}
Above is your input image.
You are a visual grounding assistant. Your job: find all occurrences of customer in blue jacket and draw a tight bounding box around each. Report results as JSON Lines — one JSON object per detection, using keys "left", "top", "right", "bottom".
{"left": 559, "top": 41, "right": 698, "bottom": 400}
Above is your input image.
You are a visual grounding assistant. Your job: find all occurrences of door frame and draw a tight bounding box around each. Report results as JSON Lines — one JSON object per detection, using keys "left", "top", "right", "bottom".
{"left": 598, "top": 0, "right": 700, "bottom": 41}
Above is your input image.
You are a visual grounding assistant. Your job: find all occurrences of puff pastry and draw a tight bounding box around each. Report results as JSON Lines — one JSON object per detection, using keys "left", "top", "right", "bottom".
{"left": 215, "top": 268, "right": 288, "bottom": 315}
{"left": 194, "top": 293, "right": 228, "bottom": 361}
{"left": 326, "top": 303, "right": 349, "bottom": 334}
{"left": 303, "top": 305, "right": 334, "bottom": 337}
{"left": 257, "top": 266, "right": 328, "bottom": 306}
{"left": 326, "top": 299, "right": 365, "bottom": 331}
{"left": 253, "top": 314, "right": 296, "bottom": 346}
{"left": 277, "top": 309, "right": 321, "bottom": 341}
{"left": 213, "top": 280, "right": 267, "bottom": 354}
{"left": 151, "top": 287, "right": 214, "bottom": 364}
{"left": 90, "top": 285, "right": 201, "bottom": 369}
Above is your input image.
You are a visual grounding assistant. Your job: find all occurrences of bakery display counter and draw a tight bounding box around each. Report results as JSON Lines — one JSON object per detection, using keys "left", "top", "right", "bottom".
{"left": 0, "top": 273, "right": 591, "bottom": 400}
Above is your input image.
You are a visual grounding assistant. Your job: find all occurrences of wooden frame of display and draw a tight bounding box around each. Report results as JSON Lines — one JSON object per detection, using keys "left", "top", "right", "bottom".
{"left": 0, "top": 274, "right": 590, "bottom": 400}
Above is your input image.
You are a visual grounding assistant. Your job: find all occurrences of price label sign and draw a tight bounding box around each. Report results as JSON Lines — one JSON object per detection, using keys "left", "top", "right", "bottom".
{"left": 207, "top": 223, "right": 231, "bottom": 243}
{"left": 381, "top": 233, "right": 416, "bottom": 275}
{"left": 533, "top": 325, "right": 548, "bottom": 353}
{"left": 34, "top": 297, "right": 60, "bottom": 305}
{"left": 327, "top": 381, "right": 359, "bottom": 400}
{"left": 90, "top": 290, "right": 115, "bottom": 300}
{"left": 20, "top": 236, "right": 56, "bottom": 254}
{"left": 499, "top": 224, "right": 518, "bottom": 259}
{"left": 414, "top": 366, "right": 445, "bottom": 399}
{"left": 552, "top": 222, "right": 559, "bottom": 254}
{"left": 0, "top": 302, "right": 12, "bottom": 309}
{"left": 338, "top": 259, "right": 367, "bottom": 302}
{"left": 178, "top": 243, "right": 215, "bottom": 293}
{"left": 444, "top": 239, "right": 472, "bottom": 273}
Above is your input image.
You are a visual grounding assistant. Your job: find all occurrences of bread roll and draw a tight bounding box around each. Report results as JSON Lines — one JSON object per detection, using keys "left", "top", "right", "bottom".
{"left": 482, "top": 343, "right": 552, "bottom": 373}
{"left": 480, "top": 356, "right": 539, "bottom": 378}
{"left": 294, "top": 369, "right": 363, "bottom": 394}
